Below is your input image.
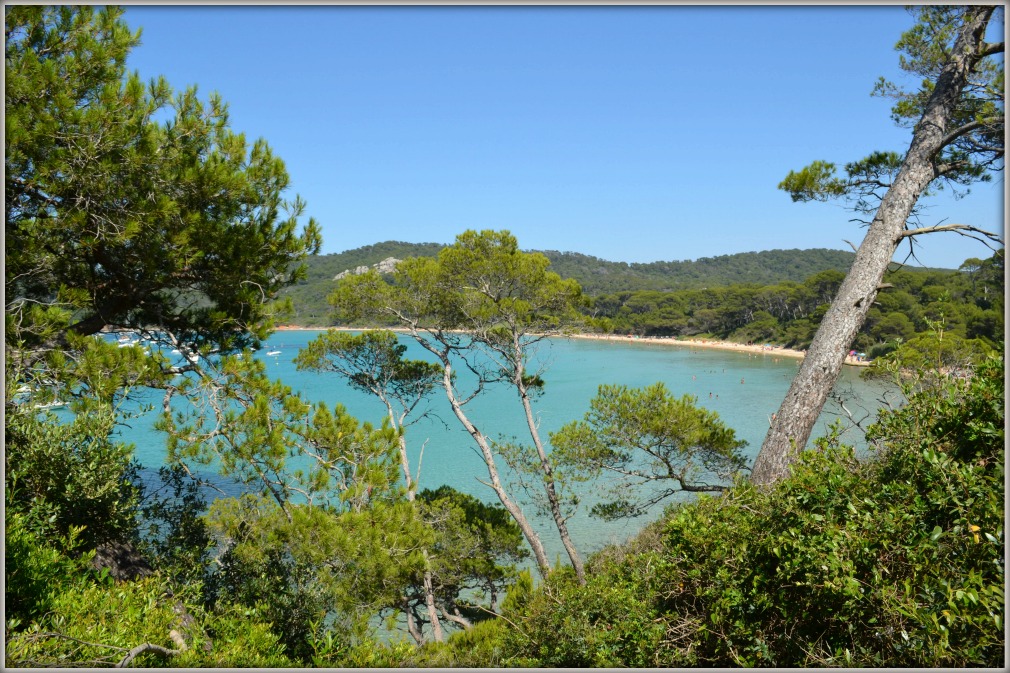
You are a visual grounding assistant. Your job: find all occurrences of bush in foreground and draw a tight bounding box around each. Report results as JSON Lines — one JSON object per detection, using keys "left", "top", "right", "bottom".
{"left": 404, "top": 351, "right": 1004, "bottom": 667}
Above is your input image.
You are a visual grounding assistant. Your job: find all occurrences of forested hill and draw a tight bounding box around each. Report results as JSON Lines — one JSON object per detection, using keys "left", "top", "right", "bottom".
{"left": 281, "top": 243, "right": 880, "bottom": 324}
{"left": 539, "top": 247, "right": 861, "bottom": 294}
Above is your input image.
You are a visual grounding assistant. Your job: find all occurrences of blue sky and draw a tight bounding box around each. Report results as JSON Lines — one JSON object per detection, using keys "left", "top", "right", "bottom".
{"left": 122, "top": 5, "right": 1004, "bottom": 269}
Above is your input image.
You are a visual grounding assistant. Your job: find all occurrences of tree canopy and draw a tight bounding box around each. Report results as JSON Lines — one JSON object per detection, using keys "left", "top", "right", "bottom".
{"left": 5, "top": 5, "right": 321, "bottom": 362}
{"left": 552, "top": 382, "right": 747, "bottom": 520}
{"left": 329, "top": 230, "right": 590, "bottom": 582}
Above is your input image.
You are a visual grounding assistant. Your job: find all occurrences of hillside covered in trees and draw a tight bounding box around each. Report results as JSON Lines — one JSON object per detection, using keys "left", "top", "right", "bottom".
{"left": 587, "top": 251, "right": 1003, "bottom": 357}
{"left": 542, "top": 246, "right": 864, "bottom": 293}
{"left": 282, "top": 240, "right": 1002, "bottom": 360}
{"left": 280, "top": 242, "right": 942, "bottom": 326}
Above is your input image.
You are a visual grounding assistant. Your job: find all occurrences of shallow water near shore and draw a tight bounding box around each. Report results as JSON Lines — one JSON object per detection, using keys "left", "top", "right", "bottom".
{"left": 114, "top": 330, "right": 894, "bottom": 561}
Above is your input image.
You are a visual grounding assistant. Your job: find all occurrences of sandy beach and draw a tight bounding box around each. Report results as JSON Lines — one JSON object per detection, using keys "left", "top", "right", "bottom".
{"left": 274, "top": 325, "right": 872, "bottom": 367}
{"left": 570, "top": 334, "right": 870, "bottom": 366}
{"left": 566, "top": 332, "right": 808, "bottom": 359}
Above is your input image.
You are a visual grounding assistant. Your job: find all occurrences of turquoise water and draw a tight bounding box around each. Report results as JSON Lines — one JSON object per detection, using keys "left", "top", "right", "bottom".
{"left": 111, "top": 330, "right": 892, "bottom": 560}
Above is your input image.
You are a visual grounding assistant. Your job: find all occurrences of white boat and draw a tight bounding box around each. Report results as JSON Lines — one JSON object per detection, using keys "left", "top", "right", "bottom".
{"left": 266, "top": 350, "right": 282, "bottom": 356}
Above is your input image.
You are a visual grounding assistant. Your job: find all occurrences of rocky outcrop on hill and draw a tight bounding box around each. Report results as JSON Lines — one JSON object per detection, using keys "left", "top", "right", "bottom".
{"left": 333, "top": 256, "right": 401, "bottom": 280}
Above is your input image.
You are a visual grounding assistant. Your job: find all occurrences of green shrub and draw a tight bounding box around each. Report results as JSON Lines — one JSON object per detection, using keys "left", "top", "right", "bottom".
{"left": 5, "top": 570, "right": 295, "bottom": 668}
{"left": 4, "top": 508, "right": 89, "bottom": 626}
{"left": 480, "top": 350, "right": 1003, "bottom": 667}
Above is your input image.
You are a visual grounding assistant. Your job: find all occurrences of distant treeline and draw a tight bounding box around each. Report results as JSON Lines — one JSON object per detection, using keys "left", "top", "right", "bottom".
{"left": 540, "top": 247, "right": 863, "bottom": 294}
{"left": 281, "top": 243, "right": 870, "bottom": 325}
{"left": 281, "top": 241, "right": 1001, "bottom": 360}
{"left": 586, "top": 251, "right": 1004, "bottom": 357}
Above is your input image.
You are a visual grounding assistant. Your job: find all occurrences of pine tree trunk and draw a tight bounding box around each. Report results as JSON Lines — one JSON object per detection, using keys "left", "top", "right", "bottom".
{"left": 750, "top": 6, "right": 995, "bottom": 486}
{"left": 517, "top": 380, "right": 586, "bottom": 585}
{"left": 440, "top": 363, "right": 554, "bottom": 578}
{"left": 422, "top": 560, "right": 444, "bottom": 643}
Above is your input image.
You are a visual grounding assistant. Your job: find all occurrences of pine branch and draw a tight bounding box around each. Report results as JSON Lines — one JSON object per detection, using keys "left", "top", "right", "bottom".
{"left": 978, "top": 40, "right": 1004, "bottom": 58}
{"left": 937, "top": 117, "right": 1000, "bottom": 149}
{"left": 897, "top": 222, "right": 1003, "bottom": 243}
{"left": 116, "top": 642, "right": 183, "bottom": 668}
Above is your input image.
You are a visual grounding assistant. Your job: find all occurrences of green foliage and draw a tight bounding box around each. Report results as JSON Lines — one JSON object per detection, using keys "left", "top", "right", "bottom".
{"left": 784, "top": 6, "right": 1003, "bottom": 212}
{"left": 502, "top": 567, "right": 669, "bottom": 667}
{"left": 288, "top": 244, "right": 863, "bottom": 323}
{"left": 5, "top": 403, "right": 138, "bottom": 548}
{"left": 778, "top": 160, "right": 849, "bottom": 202}
{"left": 417, "top": 486, "right": 529, "bottom": 611}
{"left": 157, "top": 350, "right": 406, "bottom": 513}
{"left": 7, "top": 7, "right": 1000, "bottom": 667}
{"left": 868, "top": 347, "right": 1004, "bottom": 467}
{"left": 6, "top": 502, "right": 291, "bottom": 667}
{"left": 4, "top": 507, "right": 90, "bottom": 626}
{"left": 335, "top": 229, "right": 586, "bottom": 336}
{"left": 295, "top": 328, "right": 442, "bottom": 429}
{"left": 412, "top": 349, "right": 1004, "bottom": 667}
{"left": 414, "top": 563, "right": 670, "bottom": 667}
{"left": 864, "top": 325, "right": 996, "bottom": 388}
{"left": 557, "top": 247, "right": 856, "bottom": 293}
{"left": 587, "top": 251, "right": 1002, "bottom": 353}
{"left": 413, "top": 616, "right": 512, "bottom": 667}
{"left": 3, "top": 331, "right": 183, "bottom": 556}
{"left": 873, "top": 6, "right": 1003, "bottom": 185}
{"left": 156, "top": 354, "right": 312, "bottom": 502}
{"left": 280, "top": 241, "right": 446, "bottom": 324}
{"left": 160, "top": 350, "right": 426, "bottom": 658}
{"left": 303, "top": 241, "right": 994, "bottom": 357}
{"left": 6, "top": 4, "right": 320, "bottom": 360}
{"left": 132, "top": 464, "right": 213, "bottom": 587}
{"left": 328, "top": 229, "right": 593, "bottom": 582}
{"left": 552, "top": 382, "right": 747, "bottom": 520}
{"left": 4, "top": 6, "right": 349, "bottom": 667}
{"left": 5, "top": 570, "right": 295, "bottom": 668}
{"left": 204, "top": 493, "right": 429, "bottom": 660}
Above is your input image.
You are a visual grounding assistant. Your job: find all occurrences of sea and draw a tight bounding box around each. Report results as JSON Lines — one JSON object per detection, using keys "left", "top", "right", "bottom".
{"left": 101, "top": 330, "right": 895, "bottom": 563}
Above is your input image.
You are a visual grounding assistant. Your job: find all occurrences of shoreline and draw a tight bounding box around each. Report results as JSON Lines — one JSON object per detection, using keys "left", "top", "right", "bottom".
{"left": 273, "top": 325, "right": 872, "bottom": 367}
{"left": 564, "top": 333, "right": 871, "bottom": 367}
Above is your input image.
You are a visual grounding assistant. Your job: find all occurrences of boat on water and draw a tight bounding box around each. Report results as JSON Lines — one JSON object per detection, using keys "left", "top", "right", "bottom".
{"left": 266, "top": 350, "right": 282, "bottom": 356}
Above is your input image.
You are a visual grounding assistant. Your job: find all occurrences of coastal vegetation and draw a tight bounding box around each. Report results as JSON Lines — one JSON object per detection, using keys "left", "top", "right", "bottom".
{"left": 397, "top": 349, "right": 1004, "bottom": 667}
{"left": 585, "top": 249, "right": 1003, "bottom": 356}
{"left": 292, "top": 241, "right": 1003, "bottom": 359}
{"left": 754, "top": 4, "right": 1003, "bottom": 485}
{"left": 5, "top": 4, "right": 1003, "bottom": 668}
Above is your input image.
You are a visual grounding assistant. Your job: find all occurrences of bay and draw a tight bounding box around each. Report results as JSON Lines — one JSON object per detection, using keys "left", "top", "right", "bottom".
{"left": 113, "top": 330, "right": 892, "bottom": 562}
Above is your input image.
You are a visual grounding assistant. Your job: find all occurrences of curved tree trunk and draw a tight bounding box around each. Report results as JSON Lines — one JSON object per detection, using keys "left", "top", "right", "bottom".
{"left": 440, "top": 361, "right": 554, "bottom": 578}
{"left": 517, "top": 379, "right": 586, "bottom": 585}
{"left": 750, "top": 6, "right": 995, "bottom": 486}
{"left": 421, "top": 557, "right": 444, "bottom": 643}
